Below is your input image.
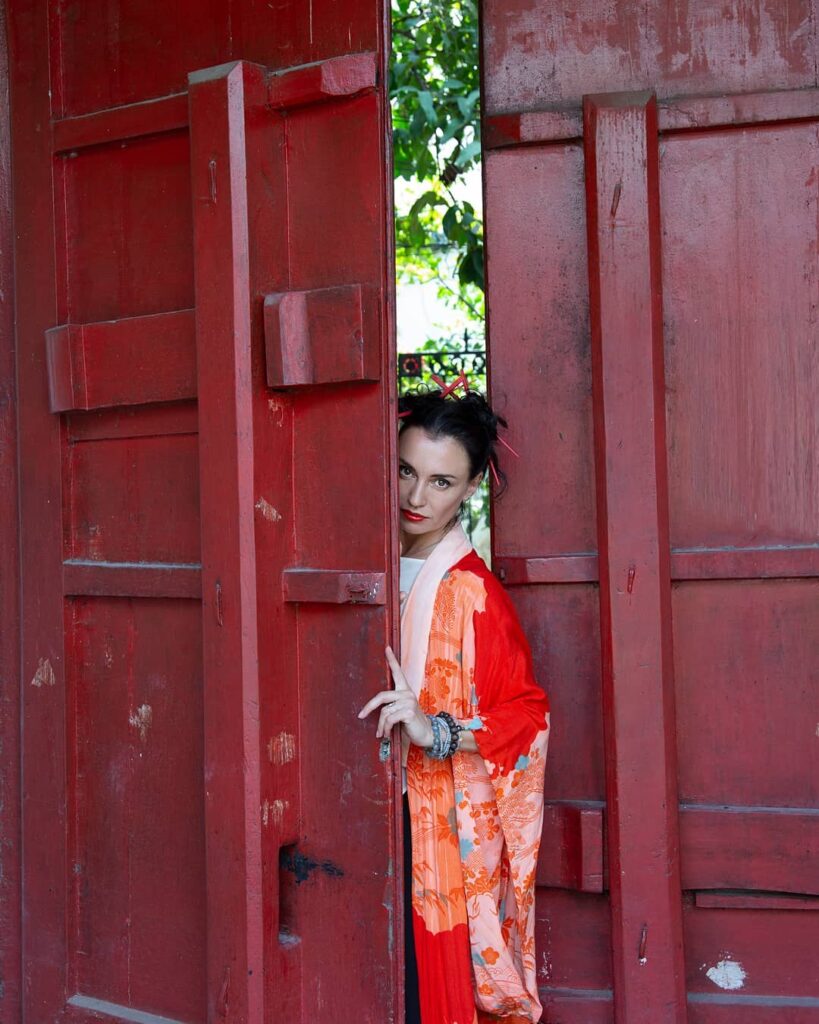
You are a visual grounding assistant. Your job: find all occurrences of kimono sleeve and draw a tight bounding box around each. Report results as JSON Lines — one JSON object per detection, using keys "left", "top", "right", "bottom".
{"left": 465, "top": 572, "right": 550, "bottom": 778}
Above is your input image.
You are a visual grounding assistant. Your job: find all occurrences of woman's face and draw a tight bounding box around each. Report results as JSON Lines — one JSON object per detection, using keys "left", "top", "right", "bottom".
{"left": 398, "top": 426, "right": 482, "bottom": 540}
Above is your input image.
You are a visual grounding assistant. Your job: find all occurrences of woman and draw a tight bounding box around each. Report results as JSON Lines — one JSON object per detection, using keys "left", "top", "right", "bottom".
{"left": 359, "top": 380, "right": 550, "bottom": 1024}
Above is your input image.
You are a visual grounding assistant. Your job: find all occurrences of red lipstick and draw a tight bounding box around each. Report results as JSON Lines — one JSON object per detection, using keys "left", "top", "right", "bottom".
{"left": 401, "top": 509, "right": 428, "bottom": 522}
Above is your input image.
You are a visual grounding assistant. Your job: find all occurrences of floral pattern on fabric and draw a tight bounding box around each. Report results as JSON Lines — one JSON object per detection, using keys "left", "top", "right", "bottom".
{"left": 406, "top": 550, "right": 550, "bottom": 1024}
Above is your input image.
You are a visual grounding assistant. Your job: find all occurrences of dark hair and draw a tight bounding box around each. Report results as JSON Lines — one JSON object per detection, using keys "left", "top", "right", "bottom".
{"left": 398, "top": 386, "right": 509, "bottom": 497}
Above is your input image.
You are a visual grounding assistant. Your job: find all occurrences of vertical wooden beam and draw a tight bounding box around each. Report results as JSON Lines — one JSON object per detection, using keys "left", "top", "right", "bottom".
{"left": 189, "top": 61, "right": 266, "bottom": 1023}
{"left": 0, "top": 5, "right": 21, "bottom": 1018}
{"left": 10, "top": 0, "right": 69, "bottom": 1015}
{"left": 583, "top": 91, "right": 687, "bottom": 1024}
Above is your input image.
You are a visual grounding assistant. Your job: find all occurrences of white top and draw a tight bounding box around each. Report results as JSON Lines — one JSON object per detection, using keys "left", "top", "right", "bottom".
{"left": 400, "top": 555, "right": 425, "bottom": 602}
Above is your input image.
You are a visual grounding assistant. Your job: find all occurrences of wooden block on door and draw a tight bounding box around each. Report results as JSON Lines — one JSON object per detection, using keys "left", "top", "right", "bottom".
{"left": 264, "top": 284, "right": 380, "bottom": 388}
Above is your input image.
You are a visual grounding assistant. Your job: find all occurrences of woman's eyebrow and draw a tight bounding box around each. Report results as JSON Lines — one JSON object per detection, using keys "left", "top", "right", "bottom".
{"left": 399, "top": 458, "right": 457, "bottom": 480}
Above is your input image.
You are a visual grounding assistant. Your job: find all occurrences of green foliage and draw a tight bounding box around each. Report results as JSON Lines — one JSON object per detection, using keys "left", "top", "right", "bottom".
{"left": 391, "top": 0, "right": 490, "bottom": 554}
{"left": 390, "top": 0, "right": 484, "bottom": 307}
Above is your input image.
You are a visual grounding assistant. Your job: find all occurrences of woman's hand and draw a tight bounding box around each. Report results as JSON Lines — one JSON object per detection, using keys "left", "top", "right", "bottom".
{"left": 358, "top": 646, "right": 434, "bottom": 749}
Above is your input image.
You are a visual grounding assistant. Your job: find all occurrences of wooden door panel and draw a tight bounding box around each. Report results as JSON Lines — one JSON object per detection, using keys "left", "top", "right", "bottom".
{"left": 286, "top": 94, "right": 385, "bottom": 289}
{"left": 513, "top": 586, "right": 604, "bottom": 804}
{"left": 536, "top": 890, "right": 613, "bottom": 990}
{"left": 66, "top": 434, "right": 201, "bottom": 564}
{"left": 67, "top": 597, "right": 206, "bottom": 1019}
{"left": 481, "top": 2, "right": 819, "bottom": 1021}
{"left": 662, "top": 123, "right": 819, "bottom": 550}
{"left": 684, "top": 901, "right": 819, "bottom": 999}
{"left": 62, "top": 132, "right": 194, "bottom": 323}
{"left": 56, "top": 2, "right": 381, "bottom": 118}
{"left": 12, "top": 0, "right": 396, "bottom": 1020}
{"left": 674, "top": 580, "right": 819, "bottom": 810}
{"left": 483, "top": 143, "right": 596, "bottom": 560}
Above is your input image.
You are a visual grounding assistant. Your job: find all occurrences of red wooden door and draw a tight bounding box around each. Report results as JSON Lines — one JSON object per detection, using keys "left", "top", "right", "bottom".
{"left": 9, "top": 2, "right": 399, "bottom": 1021}
{"left": 482, "top": 3, "right": 819, "bottom": 1023}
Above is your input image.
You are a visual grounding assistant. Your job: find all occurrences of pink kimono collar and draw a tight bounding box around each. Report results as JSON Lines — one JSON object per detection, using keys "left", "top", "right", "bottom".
{"left": 400, "top": 522, "right": 472, "bottom": 699}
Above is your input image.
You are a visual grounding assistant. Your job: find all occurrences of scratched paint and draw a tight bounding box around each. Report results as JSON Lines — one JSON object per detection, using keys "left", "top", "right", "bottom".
{"left": 482, "top": 1, "right": 815, "bottom": 114}
{"left": 30, "top": 657, "right": 55, "bottom": 687}
{"left": 255, "top": 497, "right": 281, "bottom": 522}
{"left": 128, "top": 703, "right": 152, "bottom": 743}
{"left": 262, "top": 798, "right": 288, "bottom": 828}
{"left": 706, "top": 957, "right": 747, "bottom": 990}
{"left": 271, "top": 798, "right": 287, "bottom": 827}
{"left": 270, "top": 731, "right": 296, "bottom": 765}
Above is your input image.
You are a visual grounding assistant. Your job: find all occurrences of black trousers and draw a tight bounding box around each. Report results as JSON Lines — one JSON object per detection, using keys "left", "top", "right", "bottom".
{"left": 403, "top": 794, "right": 422, "bottom": 1024}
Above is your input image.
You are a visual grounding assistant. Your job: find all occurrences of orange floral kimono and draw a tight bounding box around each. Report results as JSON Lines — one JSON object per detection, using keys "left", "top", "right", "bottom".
{"left": 401, "top": 524, "right": 550, "bottom": 1024}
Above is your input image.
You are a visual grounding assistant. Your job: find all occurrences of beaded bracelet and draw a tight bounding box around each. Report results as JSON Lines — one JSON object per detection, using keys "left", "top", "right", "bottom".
{"left": 435, "top": 710, "right": 462, "bottom": 757}
{"left": 425, "top": 711, "right": 462, "bottom": 760}
{"left": 427, "top": 713, "right": 450, "bottom": 760}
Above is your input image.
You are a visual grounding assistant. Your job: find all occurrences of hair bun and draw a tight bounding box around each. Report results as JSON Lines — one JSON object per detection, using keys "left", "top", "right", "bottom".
{"left": 397, "top": 384, "right": 509, "bottom": 496}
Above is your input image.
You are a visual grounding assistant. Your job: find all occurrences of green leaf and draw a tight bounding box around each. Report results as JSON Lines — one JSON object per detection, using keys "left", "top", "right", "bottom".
{"left": 439, "top": 118, "right": 466, "bottom": 144}
{"left": 441, "top": 206, "right": 459, "bottom": 239}
{"left": 409, "top": 190, "right": 443, "bottom": 216}
{"left": 417, "top": 91, "right": 437, "bottom": 125}
{"left": 454, "top": 139, "right": 481, "bottom": 167}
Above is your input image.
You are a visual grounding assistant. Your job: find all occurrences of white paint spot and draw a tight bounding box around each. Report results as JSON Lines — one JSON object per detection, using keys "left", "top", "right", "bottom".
{"left": 255, "top": 497, "right": 281, "bottom": 522}
{"left": 271, "top": 798, "right": 287, "bottom": 827}
{"left": 128, "top": 703, "right": 153, "bottom": 743}
{"left": 270, "top": 731, "right": 296, "bottom": 765}
{"left": 706, "top": 959, "right": 746, "bottom": 990}
{"left": 31, "top": 658, "right": 56, "bottom": 688}
{"left": 815, "top": 722, "right": 819, "bottom": 738}
{"left": 261, "top": 798, "right": 288, "bottom": 828}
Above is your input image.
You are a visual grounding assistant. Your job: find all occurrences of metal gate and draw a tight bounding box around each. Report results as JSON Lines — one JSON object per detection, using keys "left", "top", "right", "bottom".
{"left": 7, "top": 1, "right": 399, "bottom": 1020}
{"left": 482, "top": 3, "right": 819, "bottom": 1022}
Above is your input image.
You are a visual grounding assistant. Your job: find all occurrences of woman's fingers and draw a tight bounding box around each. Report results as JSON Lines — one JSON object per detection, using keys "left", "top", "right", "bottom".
{"left": 376, "top": 697, "right": 415, "bottom": 739}
{"left": 358, "top": 689, "right": 406, "bottom": 719}
{"left": 385, "top": 645, "right": 410, "bottom": 689}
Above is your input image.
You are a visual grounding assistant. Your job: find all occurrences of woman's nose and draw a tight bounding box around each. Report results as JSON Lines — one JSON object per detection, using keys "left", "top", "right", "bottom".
{"left": 408, "top": 480, "right": 425, "bottom": 507}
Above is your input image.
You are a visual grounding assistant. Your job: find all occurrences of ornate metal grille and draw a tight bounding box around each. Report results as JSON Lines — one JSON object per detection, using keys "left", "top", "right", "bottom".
{"left": 397, "top": 330, "right": 486, "bottom": 394}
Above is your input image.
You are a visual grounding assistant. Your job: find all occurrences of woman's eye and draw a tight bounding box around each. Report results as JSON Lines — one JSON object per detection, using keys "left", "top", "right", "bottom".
{"left": 434, "top": 479, "right": 451, "bottom": 489}
{"left": 399, "top": 466, "right": 412, "bottom": 478}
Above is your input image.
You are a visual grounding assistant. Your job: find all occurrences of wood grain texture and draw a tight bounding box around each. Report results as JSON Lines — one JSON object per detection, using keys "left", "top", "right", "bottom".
{"left": 10, "top": 2, "right": 399, "bottom": 1022}
{"left": 11, "top": 0, "right": 70, "bottom": 1012}
{"left": 189, "top": 59, "right": 265, "bottom": 1022}
{"left": 484, "top": 87, "right": 819, "bottom": 148}
{"left": 584, "top": 91, "right": 686, "bottom": 1023}
{"left": 482, "top": 1, "right": 818, "bottom": 116}
{"left": 0, "top": 8, "right": 21, "bottom": 1018}
{"left": 479, "top": 3, "right": 819, "bottom": 1019}
{"left": 264, "top": 284, "right": 380, "bottom": 388}
{"left": 45, "top": 310, "right": 197, "bottom": 412}
{"left": 266, "top": 51, "right": 378, "bottom": 109}
{"left": 52, "top": 92, "right": 189, "bottom": 152}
